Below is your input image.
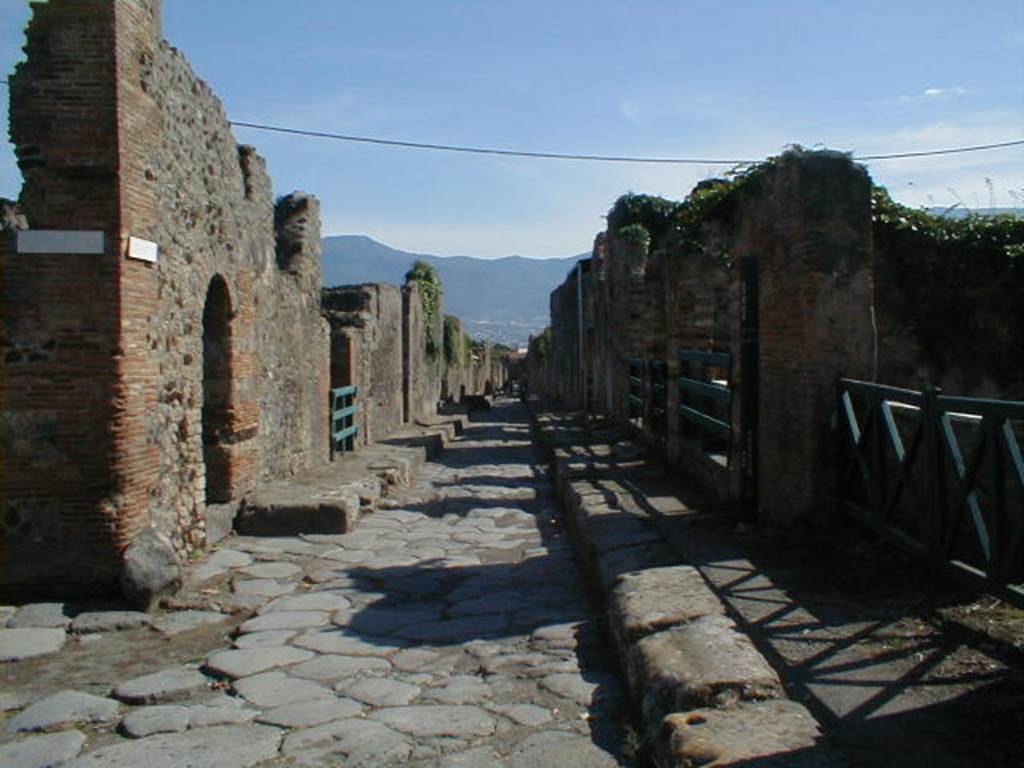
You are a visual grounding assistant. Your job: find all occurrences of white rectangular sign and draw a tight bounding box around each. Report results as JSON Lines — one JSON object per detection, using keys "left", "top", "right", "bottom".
{"left": 127, "top": 236, "right": 159, "bottom": 263}
{"left": 17, "top": 230, "right": 105, "bottom": 255}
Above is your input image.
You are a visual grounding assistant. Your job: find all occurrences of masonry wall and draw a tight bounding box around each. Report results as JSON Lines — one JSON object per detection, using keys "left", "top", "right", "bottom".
{"left": 531, "top": 151, "right": 874, "bottom": 525}
{"left": 1, "top": 0, "right": 330, "bottom": 598}
{"left": 323, "top": 284, "right": 404, "bottom": 444}
{"left": 403, "top": 280, "right": 444, "bottom": 422}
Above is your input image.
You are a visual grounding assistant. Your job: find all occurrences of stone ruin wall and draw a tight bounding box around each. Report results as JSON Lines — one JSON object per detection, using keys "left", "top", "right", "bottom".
{"left": 0, "top": 0, "right": 329, "bottom": 598}
{"left": 322, "top": 283, "right": 404, "bottom": 445}
{"left": 533, "top": 151, "right": 875, "bottom": 525}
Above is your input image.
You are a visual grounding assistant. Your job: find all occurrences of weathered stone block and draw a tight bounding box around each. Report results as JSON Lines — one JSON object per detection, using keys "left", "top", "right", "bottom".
{"left": 120, "top": 528, "right": 182, "bottom": 611}
{"left": 628, "top": 614, "right": 782, "bottom": 725}
{"left": 608, "top": 565, "right": 724, "bottom": 648}
{"left": 656, "top": 700, "right": 831, "bottom": 768}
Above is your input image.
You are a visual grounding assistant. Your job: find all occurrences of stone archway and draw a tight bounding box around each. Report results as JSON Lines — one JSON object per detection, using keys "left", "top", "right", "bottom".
{"left": 202, "top": 275, "right": 233, "bottom": 503}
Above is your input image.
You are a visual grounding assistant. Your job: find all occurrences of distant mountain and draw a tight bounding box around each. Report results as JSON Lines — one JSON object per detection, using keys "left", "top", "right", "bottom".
{"left": 926, "top": 206, "right": 1020, "bottom": 219}
{"left": 321, "top": 235, "right": 586, "bottom": 347}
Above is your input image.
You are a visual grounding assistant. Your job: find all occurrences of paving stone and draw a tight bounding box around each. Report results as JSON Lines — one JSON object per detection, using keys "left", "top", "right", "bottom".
{"left": 112, "top": 667, "right": 210, "bottom": 704}
{"left": 657, "top": 700, "right": 832, "bottom": 768}
{"left": 507, "top": 731, "right": 621, "bottom": 768}
{"left": 8, "top": 690, "right": 121, "bottom": 733}
{"left": 188, "top": 701, "right": 259, "bottom": 728}
{"left": 369, "top": 705, "right": 496, "bottom": 738}
{"left": 119, "top": 705, "right": 190, "bottom": 738}
{"left": 282, "top": 718, "right": 411, "bottom": 767}
{"left": 69, "top": 611, "right": 151, "bottom": 634}
{"left": 391, "top": 614, "right": 509, "bottom": 643}
{"left": 237, "top": 561, "right": 303, "bottom": 580}
{"left": 0, "top": 628, "right": 66, "bottom": 662}
{"left": 448, "top": 592, "right": 529, "bottom": 617}
{"left": 334, "top": 606, "right": 443, "bottom": 635}
{"left": 0, "top": 730, "right": 87, "bottom": 768}
{"left": 341, "top": 678, "right": 422, "bottom": 707}
{"left": 204, "top": 646, "right": 315, "bottom": 679}
{"left": 232, "top": 671, "right": 333, "bottom": 708}
{"left": 290, "top": 653, "right": 392, "bottom": 682}
{"left": 437, "top": 746, "right": 504, "bottom": 767}
{"left": 256, "top": 696, "right": 364, "bottom": 728}
{"left": 539, "top": 672, "right": 622, "bottom": 707}
{"left": 232, "top": 578, "right": 296, "bottom": 598}
{"left": 7, "top": 603, "right": 72, "bottom": 630}
{"left": 233, "top": 629, "right": 297, "bottom": 649}
{"left": 237, "top": 610, "right": 329, "bottom": 634}
{"left": 260, "top": 592, "right": 352, "bottom": 614}
{"left": 291, "top": 629, "right": 402, "bottom": 656}
{"left": 207, "top": 549, "right": 254, "bottom": 569}
{"left": 150, "top": 610, "right": 227, "bottom": 636}
{"left": 423, "top": 675, "right": 493, "bottom": 705}
{"left": 0, "top": 691, "right": 30, "bottom": 711}
{"left": 70, "top": 723, "right": 283, "bottom": 768}
{"left": 391, "top": 648, "right": 442, "bottom": 672}
{"left": 529, "top": 622, "right": 587, "bottom": 651}
{"left": 490, "top": 703, "right": 554, "bottom": 726}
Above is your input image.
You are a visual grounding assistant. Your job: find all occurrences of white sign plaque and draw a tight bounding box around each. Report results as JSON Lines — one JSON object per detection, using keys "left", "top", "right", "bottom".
{"left": 127, "top": 236, "right": 159, "bottom": 263}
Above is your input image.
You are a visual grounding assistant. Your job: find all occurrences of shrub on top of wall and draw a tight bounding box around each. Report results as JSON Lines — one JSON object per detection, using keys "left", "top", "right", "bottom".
{"left": 406, "top": 260, "right": 442, "bottom": 358}
{"left": 872, "top": 186, "right": 1024, "bottom": 394}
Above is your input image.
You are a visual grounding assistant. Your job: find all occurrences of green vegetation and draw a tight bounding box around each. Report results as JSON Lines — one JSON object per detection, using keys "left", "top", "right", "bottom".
{"left": 405, "top": 260, "right": 442, "bottom": 357}
{"left": 871, "top": 187, "right": 1024, "bottom": 388}
{"left": 605, "top": 148, "right": 801, "bottom": 258}
{"left": 443, "top": 314, "right": 461, "bottom": 368}
{"left": 531, "top": 327, "right": 553, "bottom": 358}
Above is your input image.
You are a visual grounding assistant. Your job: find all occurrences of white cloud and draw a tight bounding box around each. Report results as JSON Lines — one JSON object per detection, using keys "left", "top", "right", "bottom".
{"left": 896, "top": 85, "right": 967, "bottom": 102}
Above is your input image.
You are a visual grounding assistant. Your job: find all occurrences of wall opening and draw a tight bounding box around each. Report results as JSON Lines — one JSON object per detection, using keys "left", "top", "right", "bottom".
{"left": 202, "top": 275, "right": 233, "bottom": 503}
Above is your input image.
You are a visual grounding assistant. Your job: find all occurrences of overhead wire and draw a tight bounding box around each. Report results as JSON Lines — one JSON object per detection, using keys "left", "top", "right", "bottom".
{"left": 229, "top": 121, "right": 1024, "bottom": 165}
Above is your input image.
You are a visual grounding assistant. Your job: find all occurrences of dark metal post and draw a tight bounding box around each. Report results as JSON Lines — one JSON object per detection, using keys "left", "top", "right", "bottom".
{"left": 739, "top": 256, "right": 759, "bottom": 523}
{"left": 922, "top": 385, "right": 943, "bottom": 557}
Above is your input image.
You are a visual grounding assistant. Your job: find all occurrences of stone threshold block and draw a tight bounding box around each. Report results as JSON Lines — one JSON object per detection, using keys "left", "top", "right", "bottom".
{"left": 627, "top": 614, "right": 783, "bottom": 727}
{"left": 236, "top": 485, "right": 362, "bottom": 535}
{"left": 656, "top": 699, "right": 833, "bottom": 768}
{"left": 607, "top": 565, "right": 725, "bottom": 650}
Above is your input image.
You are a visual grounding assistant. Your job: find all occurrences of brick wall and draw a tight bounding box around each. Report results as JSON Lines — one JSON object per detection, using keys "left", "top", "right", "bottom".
{"left": 1, "top": 0, "right": 330, "bottom": 598}
{"left": 532, "top": 150, "right": 874, "bottom": 526}
{"left": 2, "top": 0, "right": 125, "bottom": 596}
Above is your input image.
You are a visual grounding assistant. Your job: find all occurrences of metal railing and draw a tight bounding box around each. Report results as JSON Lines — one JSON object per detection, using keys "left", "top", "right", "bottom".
{"left": 628, "top": 359, "right": 646, "bottom": 421}
{"left": 330, "top": 385, "right": 359, "bottom": 458}
{"left": 678, "top": 350, "right": 733, "bottom": 461}
{"left": 837, "top": 378, "right": 1024, "bottom": 601}
{"left": 650, "top": 360, "right": 668, "bottom": 438}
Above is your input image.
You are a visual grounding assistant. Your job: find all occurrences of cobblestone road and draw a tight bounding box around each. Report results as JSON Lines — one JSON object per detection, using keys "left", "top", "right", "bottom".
{"left": 2, "top": 400, "right": 633, "bottom": 767}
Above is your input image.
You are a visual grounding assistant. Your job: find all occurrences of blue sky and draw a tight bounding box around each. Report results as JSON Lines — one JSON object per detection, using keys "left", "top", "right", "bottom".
{"left": 2, "top": 0, "right": 1022, "bottom": 257}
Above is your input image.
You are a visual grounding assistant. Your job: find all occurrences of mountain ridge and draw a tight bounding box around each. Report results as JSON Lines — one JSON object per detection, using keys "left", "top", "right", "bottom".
{"left": 321, "top": 234, "right": 587, "bottom": 347}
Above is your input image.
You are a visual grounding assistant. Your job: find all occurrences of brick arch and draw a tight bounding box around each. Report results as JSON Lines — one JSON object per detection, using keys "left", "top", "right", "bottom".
{"left": 202, "top": 274, "right": 233, "bottom": 503}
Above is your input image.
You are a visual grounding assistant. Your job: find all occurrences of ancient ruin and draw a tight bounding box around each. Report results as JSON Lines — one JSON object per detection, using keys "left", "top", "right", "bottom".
{"left": 0, "top": 0, "right": 503, "bottom": 604}
{"left": 1, "top": 2, "right": 1020, "bottom": 767}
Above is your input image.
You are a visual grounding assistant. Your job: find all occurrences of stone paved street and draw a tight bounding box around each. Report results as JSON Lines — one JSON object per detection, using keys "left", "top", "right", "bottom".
{"left": 1, "top": 400, "right": 634, "bottom": 767}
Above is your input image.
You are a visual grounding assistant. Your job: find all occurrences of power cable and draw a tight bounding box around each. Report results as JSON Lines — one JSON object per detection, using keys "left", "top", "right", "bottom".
{"left": 229, "top": 121, "right": 1024, "bottom": 165}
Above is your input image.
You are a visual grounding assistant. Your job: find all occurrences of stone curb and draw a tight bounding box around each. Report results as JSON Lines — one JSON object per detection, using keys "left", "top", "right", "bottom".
{"left": 527, "top": 402, "right": 830, "bottom": 767}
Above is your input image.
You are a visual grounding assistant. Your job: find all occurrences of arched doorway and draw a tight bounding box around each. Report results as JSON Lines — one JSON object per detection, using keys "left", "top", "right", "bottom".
{"left": 202, "top": 276, "right": 232, "bottom": 503}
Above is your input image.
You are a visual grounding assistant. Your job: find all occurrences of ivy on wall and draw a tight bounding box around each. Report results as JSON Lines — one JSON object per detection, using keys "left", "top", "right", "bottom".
{"left": 872, "top": 187, "right": 1024, "bottom": 391}
{"left": 406, "top": 260, "right": 442, "bottom": 358}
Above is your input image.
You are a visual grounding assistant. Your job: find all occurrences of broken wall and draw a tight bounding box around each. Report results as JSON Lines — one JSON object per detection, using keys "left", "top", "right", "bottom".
{"left": 322, "top": 283, "right": 404, "bottom": 444}
{"left": 532, "top": 151, "right": 874, "bottom": 525}
{"left": 1, "top": 0, "right": 330, "bottom": 598}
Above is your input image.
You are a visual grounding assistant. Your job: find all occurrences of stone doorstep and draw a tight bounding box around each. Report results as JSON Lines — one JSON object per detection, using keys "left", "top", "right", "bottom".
{"left": 656, "top": 700, "right": 835, "bottom": 768}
